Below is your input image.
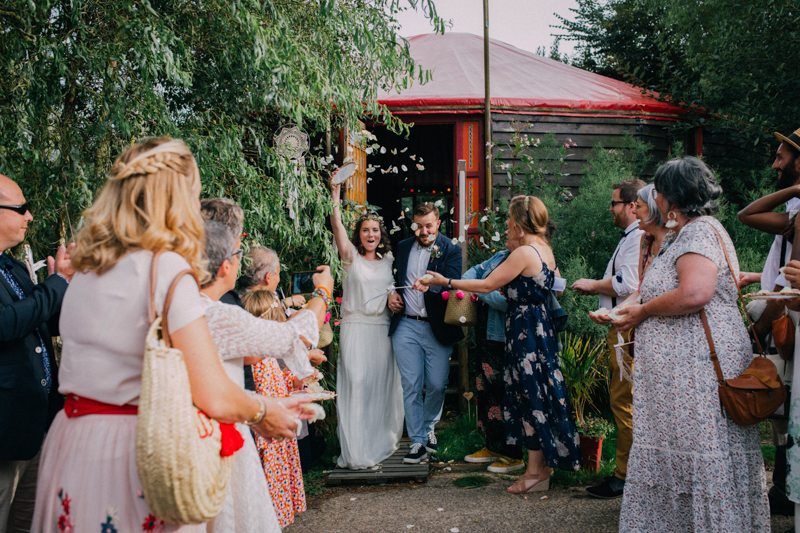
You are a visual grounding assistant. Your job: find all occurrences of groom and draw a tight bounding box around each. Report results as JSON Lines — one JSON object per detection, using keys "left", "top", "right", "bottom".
{"left": 388, "top": 202, "right": 463, "bottom": 464}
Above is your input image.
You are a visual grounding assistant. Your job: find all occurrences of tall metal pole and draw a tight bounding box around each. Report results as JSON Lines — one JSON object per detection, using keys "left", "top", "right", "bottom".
{"left": 483, "top": 0, "right": 492, "bottom": 210}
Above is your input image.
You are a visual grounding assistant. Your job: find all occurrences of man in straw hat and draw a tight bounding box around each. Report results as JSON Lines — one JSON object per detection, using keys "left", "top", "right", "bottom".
{"left": 737, "top": 126, "right": 800, "bottom": 517}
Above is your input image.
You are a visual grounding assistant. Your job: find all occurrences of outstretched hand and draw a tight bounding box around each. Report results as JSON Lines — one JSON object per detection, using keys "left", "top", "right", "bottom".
{"left": 419, "top": 271, "right": 447, "bottom": 287}
{"left": 611, "top": 304, "right": 648, "bottom": 332}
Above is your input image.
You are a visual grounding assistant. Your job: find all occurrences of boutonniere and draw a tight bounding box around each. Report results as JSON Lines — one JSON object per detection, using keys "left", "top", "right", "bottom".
{"left": 429, "top": 245, "right": 441, "bottom": 262}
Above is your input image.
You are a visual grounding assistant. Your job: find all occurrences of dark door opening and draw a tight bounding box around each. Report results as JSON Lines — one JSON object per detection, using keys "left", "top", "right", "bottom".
{"left": 366, "top": 124, "right": 455, "bottom": 250}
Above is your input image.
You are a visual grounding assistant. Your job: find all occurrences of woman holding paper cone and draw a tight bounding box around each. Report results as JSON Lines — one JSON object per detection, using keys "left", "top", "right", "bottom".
{"left": 421, "top": 195, "right": 582, "bottom": 493}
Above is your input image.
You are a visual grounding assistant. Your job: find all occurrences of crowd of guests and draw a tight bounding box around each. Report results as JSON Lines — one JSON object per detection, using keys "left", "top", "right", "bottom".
{"left": 1, "top": 126, "right": 800, "bottom": 532}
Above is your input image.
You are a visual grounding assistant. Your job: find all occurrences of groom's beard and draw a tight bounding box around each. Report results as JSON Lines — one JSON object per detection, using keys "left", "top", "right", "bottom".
{"left": 415, "top": 232, "right": 437, "bottom": 248}
{"left": 777, "top": 157, "right": 799, "bottom": 190}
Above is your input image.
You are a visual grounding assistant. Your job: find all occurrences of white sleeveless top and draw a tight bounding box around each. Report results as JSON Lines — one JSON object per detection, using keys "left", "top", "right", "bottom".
{"left": 340, "top": 246, "right": 394, "bottom": 326}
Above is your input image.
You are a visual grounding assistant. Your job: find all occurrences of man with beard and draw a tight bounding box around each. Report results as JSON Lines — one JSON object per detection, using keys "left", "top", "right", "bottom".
{"left": 571, "top": 177, "right": 645, "bottom": 499}
{"left": 388, "top": 202, "right": 463, "bottom": 464}
{"left": 737, "top": 127, "right": 800, "bottom": 517}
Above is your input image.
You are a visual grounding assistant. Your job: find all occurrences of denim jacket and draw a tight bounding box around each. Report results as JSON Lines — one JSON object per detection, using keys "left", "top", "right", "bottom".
{"left": 462, "top": 251, "right": 509, "bottom": 342}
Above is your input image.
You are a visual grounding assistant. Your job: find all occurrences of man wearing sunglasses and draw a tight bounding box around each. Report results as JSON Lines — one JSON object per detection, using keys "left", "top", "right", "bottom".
{"left": 0, "top": 174, "right": 74, "bottom": 531}
{"left": 571, "top": 177, "right": 645, "bottom": 499}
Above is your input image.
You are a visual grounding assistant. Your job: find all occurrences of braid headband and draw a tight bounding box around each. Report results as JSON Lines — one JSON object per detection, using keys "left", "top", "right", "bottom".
{"left": 110, "top": 140, "right": 192, "bottom": 181}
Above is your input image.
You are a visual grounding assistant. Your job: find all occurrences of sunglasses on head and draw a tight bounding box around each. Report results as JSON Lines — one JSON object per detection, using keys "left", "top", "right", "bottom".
{"left": 0, "top": 203, "right": 30, "bottom": 216}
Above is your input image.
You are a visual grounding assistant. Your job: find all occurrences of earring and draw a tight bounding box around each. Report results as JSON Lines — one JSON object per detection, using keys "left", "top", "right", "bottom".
{"left": 665, "top": 211, "right": 678, "bottom": 229}
{"left": 378, "top": 243, "right": 384, "bottom": 249}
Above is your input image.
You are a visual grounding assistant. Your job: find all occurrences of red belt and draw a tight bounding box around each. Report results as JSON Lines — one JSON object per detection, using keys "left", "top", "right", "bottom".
{"left": 64, "top": 395, "right": 138, "bottom": 418}
{"left": 62, "top": 394, "right": 244, "bottom": 457}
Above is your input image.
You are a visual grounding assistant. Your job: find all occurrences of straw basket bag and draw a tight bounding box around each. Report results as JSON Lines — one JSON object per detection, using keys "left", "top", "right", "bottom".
{"left": 444, "top": 290, "right": 477, "bottom": 327}
{"left": 136, "top": 253, "right": 235, "bottom": 523}
{"left": 318, "top": 321, "right": 334, "bottom": 348}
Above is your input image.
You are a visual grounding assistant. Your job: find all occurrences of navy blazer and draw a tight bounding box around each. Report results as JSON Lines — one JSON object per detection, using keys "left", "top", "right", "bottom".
{"left": 0, "top": 255, "right": 67, "bottom": 460}
{"left": 389, "top": 233, "right": 464, "bottom": 346}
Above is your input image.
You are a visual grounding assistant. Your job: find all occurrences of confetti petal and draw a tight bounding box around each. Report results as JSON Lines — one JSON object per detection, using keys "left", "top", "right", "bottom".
{"left": 401, "top": 165, "right": 408, "bottom": 171}
{"left": 450, "top": 529, "right": 460, "bottom": 532}
{"left": 451, "top": 238, "right": 459, "bottom": 245}
{"left": 380, "top": 146, "right": 386, "bottom": 154}
{"left": 410, "top": 223, "right": 418, "bottom": 231}
{"left": 401, "top": 147, "right": 408, "bottom": 153}
{"left": 437, "top": 508, "right": 444, "bottom": 512}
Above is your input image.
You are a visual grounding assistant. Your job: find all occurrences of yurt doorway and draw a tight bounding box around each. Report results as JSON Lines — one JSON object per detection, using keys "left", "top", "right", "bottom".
{"left": 366, "top": 123, "right": 455, "bottom": 249}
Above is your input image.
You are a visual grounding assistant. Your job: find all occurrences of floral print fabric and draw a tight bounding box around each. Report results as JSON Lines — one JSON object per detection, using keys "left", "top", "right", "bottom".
{"left": 502, "top": 249, "right": 582, "bottom": 471}
{"left": 253, "top": 358, "right": 307, "bottom": 528}
{"left": 619, "top": 217, "right": 769, "bottom": 532}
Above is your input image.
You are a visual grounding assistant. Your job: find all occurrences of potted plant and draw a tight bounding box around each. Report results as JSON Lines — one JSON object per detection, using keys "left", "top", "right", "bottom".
{"left": 576, "top": 415, "right": 615, "bottom": 471}
{"left": 558, "top": 333, "right": 611, "bottom": 471}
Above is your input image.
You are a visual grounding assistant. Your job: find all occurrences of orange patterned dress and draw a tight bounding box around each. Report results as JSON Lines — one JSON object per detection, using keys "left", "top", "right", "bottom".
{"left": 253, "top": 357, "right": 307, "bottom": 528}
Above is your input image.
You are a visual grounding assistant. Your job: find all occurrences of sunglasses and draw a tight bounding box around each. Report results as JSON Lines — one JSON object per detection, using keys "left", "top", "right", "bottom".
{"left": 229, "top": 249, "right": 243, "bottom": 261}
{"left": 610, "top": 200, "right": 631, "bottom": 208}
{"left": 0, "top": 203, "right": 30, "bottom": 216}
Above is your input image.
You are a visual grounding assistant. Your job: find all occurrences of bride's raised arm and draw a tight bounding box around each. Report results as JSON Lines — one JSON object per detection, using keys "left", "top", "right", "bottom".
{"left": 330, "top": 178, "right": 354, "bottom": 264}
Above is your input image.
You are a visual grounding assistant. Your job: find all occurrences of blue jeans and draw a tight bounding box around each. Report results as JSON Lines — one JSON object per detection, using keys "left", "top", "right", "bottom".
{"left": 391, "top": 318, "right": 453, "bottom": 445}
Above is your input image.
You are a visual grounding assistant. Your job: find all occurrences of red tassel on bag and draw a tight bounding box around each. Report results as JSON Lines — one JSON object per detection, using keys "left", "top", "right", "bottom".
{"left": 219, "top": 423, "right": 245, "bottom": 457}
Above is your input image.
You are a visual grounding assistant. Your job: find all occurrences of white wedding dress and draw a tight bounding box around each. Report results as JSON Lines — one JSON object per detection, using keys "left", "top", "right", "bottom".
{"left": 336, "top": 246, "right": 404, "bottom": 469}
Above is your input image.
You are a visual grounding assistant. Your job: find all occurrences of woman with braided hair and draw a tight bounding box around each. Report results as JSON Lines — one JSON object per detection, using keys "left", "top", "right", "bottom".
{"left": 31, "top": 137, "right": 330, "bottom": 531}
{"left": 421, "top": 195, "right": 582, "bottom": 493}
{"left": 329, "top": 177, "right": 403, "bottom": 469}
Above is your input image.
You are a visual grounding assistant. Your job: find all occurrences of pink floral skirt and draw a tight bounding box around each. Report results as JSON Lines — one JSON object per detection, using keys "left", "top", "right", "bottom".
{"left": 31, "top": 410, "right": 206, "bottom": 533}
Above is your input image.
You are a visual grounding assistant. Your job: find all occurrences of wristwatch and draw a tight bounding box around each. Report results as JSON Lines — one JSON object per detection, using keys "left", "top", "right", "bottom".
{"left": 446, "top": 279, "right": 453, "bottom": 290}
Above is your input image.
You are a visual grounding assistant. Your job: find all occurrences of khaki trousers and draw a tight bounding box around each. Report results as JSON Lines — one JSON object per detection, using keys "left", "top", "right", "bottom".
{"left": 0, "top": 448, "right": 41, "bottom": 533}
{"left": 607, "top": 326, "right": 634, "bottom": 480}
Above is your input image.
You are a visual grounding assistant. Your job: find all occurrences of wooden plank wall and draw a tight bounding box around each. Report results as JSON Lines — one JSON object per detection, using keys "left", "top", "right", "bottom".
{"left": 491, "top": 114, "right": 674, "bottom": 198}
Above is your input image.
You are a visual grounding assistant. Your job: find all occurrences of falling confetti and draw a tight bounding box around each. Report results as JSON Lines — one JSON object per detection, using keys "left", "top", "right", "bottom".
{"left": 450, "top": 207, "right": 455, "bottom": 214}
{"left": 365, "top": 147, "right": 373, "bottom": 155}
{"left": 450, "top": 529, "right": 460, "bottom": 532}
{"left": 410, "top": 223, "right": 418, "bottom": 231}
{"left": 451, "top": 238, "right": 458, "bottom": 245}
{"left": 491, "top": 232, "right": 501, "bottom": 242}
{"left": 380, "top": 146, "right": 386, "bottom": 154}
{"left": 438, "top": 508, "right": 444, "bottom": 512}
{"left": 393, "top": 166, "right": 399, "bottom": 174}
{"left": 401, "top": 165, "right": 408, "bottom": 171}
{"left": 419, "top": 157, "right": 424, "bottom": 162}
{"left": 350, "top": 498, "right": 357, "bottom": 501}
{"left": 416, "top": 164, "right": 425, "bottom": 171}
{"left": 410, "top": 154, "right": 417, "bottom": 161}
{"left": 391, "top": 148, "right": 397, "bottom": 155}
{"left": 401, "top": 147, "right": 408, "bottom": 153}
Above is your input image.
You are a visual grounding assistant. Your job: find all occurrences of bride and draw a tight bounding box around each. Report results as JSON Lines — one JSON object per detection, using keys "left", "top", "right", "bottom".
{"left": 330, "top": 177, "right": 403, "bottom": 469}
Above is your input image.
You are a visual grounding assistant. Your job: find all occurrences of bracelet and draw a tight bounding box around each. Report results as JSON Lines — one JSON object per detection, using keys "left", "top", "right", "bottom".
{"left": 314, "top": 285, "right": 331, "bottom": 301}
{"left": 446, "top": 278, "right": 453, "bottom": 290}
{"left": 245, "top": 395, "right": 266, "bottom": 427}
{"left": 311, "top": 287, "right": 331, "bottom": 308}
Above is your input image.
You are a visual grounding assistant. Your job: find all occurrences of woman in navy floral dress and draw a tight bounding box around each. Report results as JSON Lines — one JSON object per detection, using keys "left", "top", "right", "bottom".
{"left": 422, "top": 195, "right": 582, "bottom": 493}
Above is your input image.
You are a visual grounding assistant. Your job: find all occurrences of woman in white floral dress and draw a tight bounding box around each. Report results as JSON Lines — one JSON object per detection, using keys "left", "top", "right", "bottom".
{"left": 613, "top": 157, "right": 770, "bottom": 532}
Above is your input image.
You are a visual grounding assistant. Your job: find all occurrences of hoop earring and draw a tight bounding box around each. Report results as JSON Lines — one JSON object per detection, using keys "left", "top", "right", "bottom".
{"left": 665, "top": 211, "right": 678, "bottom": 229}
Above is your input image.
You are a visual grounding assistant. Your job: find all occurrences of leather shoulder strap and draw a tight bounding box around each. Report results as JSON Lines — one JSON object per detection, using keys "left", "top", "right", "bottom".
{"left": 148, "top": 250, "right": 165, "bottom": 324}
{"left": 700, "top": 308, "right": 725, "bottom": 383}
{"left": 702, "top": 221, "right": 766, "bottom": 356}
{"left": 160, "top": 269, "right": 200, "bottom": 348}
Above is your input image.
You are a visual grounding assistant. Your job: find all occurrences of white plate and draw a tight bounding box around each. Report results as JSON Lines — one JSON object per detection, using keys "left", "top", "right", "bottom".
{"left": 331, "top": 161, "right": 358, "bottom": 185}
{"left": 289, "top": 390, "right": 337, "bottom": 402}
{"left": 745, "top": 293, "right": 800, "bottom": 300}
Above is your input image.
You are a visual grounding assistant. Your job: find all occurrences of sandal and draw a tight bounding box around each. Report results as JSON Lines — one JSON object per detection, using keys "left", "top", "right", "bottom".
{"left": 507, "top": 468, "right": 552, "bottom": 494}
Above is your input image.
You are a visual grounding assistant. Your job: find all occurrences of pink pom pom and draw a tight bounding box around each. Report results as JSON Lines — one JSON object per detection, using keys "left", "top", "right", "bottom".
{"left": 456, "top": 290, "right": 465, "bottom": 300}
{"left": 324, "top": 312, "right": 331, "bottom": 324}
{"left": 441, "top": 291, "right": 450, "bottom": 300}
{"left": 470, "top": 293, "right": 479, "bottom": 303}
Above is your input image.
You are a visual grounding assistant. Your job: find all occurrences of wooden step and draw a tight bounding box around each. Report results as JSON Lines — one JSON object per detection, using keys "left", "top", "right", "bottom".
{"left": 326, "top": 438, "right": 429, "bottom": 486}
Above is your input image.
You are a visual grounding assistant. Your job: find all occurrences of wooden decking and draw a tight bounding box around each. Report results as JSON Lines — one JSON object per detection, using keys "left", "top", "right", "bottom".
{"left": 326, "top": 438, "right": 429, "bottom": 486}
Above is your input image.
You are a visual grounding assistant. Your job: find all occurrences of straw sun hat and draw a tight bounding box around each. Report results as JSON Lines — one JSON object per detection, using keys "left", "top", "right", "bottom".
{"left": 775, "top": 128, "right": 800, "bottom": 153}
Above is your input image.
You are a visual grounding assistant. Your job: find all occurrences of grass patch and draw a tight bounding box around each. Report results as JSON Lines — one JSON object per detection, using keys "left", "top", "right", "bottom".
{"left": 303, "top": 469, "right": 328, "bottom": 496}
{"left": 452, "top": 474, "right": 492, "bottom": 488}
{"left": 432, "top": 411, "right": 486, "bottom": 462}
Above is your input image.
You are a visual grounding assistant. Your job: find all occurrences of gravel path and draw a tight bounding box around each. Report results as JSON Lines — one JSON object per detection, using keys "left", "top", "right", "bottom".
{"left": 288, "top": 472, "right": 794, "bottom": 533}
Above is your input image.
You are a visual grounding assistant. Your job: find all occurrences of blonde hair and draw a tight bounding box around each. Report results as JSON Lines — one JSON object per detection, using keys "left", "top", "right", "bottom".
{"left": 509, "top": 195, "right": 549, "bottom": 240}
{"left": 242, "top": 290, "right": 286, "bottom": 323}
{"left": 70, "top": 137, "right": 208, "bottom": 279}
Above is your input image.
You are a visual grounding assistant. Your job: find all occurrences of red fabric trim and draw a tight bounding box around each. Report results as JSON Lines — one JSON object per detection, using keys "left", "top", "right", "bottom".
{"left": 64, "top": 395, "right": 138, "bottom": 417}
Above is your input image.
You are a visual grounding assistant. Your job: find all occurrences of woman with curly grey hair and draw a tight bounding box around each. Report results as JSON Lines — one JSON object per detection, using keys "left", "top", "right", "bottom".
{"left": 613, "top": 157, "right": 769, "bottom": 531}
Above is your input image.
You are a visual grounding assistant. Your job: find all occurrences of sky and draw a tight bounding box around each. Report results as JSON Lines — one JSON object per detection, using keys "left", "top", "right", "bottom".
{"left": 393, "top": 0, "right": 580, "bottom": 56}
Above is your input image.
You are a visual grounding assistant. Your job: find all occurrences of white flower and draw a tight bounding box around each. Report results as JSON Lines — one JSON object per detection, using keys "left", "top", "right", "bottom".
{"left": 480, "top": 215, "right": 488, "bottom": 222}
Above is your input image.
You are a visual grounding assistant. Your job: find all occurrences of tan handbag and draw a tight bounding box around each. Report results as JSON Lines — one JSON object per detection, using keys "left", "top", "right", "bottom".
{"left": 444, "top": 290, "right": 477, "bottom": 327}
{"left": 136, "top": 252, "right": 236, "bottom": 523}
{"left": 773, "top": 312, "right": 795, "bottom": 361}
{"left": 701, "top": 225, "right": 787, "bottom": 426}
{"left": 318, "top": 321, "right": 333, "bottom": 348}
